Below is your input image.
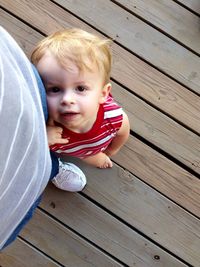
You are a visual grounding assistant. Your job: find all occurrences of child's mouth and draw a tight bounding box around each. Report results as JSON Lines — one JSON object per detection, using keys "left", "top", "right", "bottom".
{"left": 61, "top": 112, "right": 79, "bottom": 120}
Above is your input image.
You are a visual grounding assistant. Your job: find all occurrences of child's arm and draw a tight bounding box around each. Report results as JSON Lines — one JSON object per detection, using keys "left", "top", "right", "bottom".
{"left": 104, "top": 111, "right": 130, "bottom": 157}
{"left": 82, "top": 111, "right": 129, "bottom": 168}
{"left": 82, "top": 152, "right": 113, "bottom": 168}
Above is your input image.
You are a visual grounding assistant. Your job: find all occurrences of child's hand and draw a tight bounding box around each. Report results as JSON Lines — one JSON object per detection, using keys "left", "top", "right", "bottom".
{"left": 47, "top": 119, "right": 69, "bottom": 146}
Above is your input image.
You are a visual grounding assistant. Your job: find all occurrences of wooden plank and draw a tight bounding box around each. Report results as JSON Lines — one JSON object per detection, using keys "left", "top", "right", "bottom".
{"left": 1, "top": 0, "right": 200, "bottom": 94}
{"left": 0, "top": 9, "right": 42, "bottom": 57}
{"left": 176, "top": 0, "right": 200, "bottom": 15}
{"left": 111, "top": 42, "right": 200, "bottom": 135}
{"left": 0, "top": 0, "right": 83, "bottom": 34}
{"left": 53, "top": 0, "right": 200, "bottom": 95}
{"left": 79, "top": 164, "right": 200, "bottom": 267}
{"left": 21, "top": 209, "right": 123, "bottom": 267}
{"left": 0, "top": 238, "right": 60, "bottom": 267}
{"left": 113, "top": 0, "right": 200, "bottom": 54}
{"left": 1, "top": 8, "right": 200, "bottom": 175}
{"left": 112, "top": 135, "right": 200, "bottom": 218}
{"left": 40, "top": 185, "right": 187, "bottom": 267}
{"left": 112, "top": 82, "right": 200, "bottom": 175}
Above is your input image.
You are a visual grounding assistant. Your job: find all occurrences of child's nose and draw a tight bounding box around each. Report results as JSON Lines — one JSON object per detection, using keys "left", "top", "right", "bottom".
{"left": 61, "top": 90, "right": 75, "bottom": 104}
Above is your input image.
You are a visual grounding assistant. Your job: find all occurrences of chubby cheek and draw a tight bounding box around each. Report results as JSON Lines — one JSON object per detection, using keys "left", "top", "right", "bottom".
{"left": 82, "top": 99, "right": 100, "bottom": 115}
{"left": 47, "top": 98, "right": 58, "bottom": 117}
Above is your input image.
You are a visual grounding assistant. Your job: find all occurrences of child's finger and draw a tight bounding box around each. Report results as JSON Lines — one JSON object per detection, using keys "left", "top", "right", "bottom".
{"left": 57, "top": 137, "right": 69, "bottom": 144}
{"left": 55, "top": 126, "right": 63, "bottom": 134}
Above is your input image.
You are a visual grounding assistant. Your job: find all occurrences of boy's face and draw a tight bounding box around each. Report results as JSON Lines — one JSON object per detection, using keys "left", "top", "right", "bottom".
{"left": 36, "top": 51, "right": 110, "bottom": 133}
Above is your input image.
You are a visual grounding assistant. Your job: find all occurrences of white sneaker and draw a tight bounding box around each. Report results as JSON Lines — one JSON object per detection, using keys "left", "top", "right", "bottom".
{"left": 52, "top": 159, "right": 86, "bottom": 192}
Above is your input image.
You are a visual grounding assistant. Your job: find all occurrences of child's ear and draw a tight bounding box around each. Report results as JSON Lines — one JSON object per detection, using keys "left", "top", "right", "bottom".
{"left": 99, "top": 83, "right": 112, "bottom": 104}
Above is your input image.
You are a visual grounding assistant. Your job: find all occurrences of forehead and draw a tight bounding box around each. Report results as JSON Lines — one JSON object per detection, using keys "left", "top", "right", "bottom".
{"left": 37, "top": 52, "right": 103, "bottom": 85}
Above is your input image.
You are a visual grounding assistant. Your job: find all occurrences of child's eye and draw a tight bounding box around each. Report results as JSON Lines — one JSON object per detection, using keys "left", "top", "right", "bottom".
{"left": 76, "top": 86, "right": 87, "bottom": 92}
{"left": 47, "top": 87, "right": 61, "bottom": 93}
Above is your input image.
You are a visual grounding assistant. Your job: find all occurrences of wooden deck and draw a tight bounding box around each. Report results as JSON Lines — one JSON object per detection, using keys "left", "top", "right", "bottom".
{"left": 0, "top": 0, "right": 200, "bottom": 266}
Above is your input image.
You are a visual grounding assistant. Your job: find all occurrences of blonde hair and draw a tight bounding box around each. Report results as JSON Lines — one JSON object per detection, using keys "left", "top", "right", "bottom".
{"left": 31, "top": 28, "right": 112, "bottom": 84}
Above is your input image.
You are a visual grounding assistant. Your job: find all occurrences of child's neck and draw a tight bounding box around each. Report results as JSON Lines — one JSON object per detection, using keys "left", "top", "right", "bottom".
{"left": 68, "top": 113, "right": 98, "bottom": 134}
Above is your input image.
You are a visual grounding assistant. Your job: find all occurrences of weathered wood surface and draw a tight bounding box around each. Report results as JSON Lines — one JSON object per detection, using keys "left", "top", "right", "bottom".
{"left": 0, "top": 0, "right": 200, "bottom": 266}
{"left": 57, "top": 158, "right": 200, "bottom": 266}
{"left": 40, "top": 184, "right": 187, "bottom": 267}
{"left": 21, "top": 209, "right": 123, "bottom": 267}
{"left": 53, "top": 0, "right": 200, "bottom": 94}
{"left": 1, "top": 0, "right": 200, "bottom": 94}
{"left": 113, "top": 0, "right": 200, "bottom": 54}
{"left": 176, "top": 0, "right": 200, "bottom": 15}
{"left": 0, "top": 238, "right": 61, "bottom": 267}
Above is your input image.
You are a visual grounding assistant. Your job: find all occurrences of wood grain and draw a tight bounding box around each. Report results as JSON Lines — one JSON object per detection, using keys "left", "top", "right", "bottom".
{"left": 41, "top": 168, "right": 200, "bottom": 266}
{"left": 114, "top": 0, "right": 200, "bottom": 54}
{"left": 112, "top": 135, "right": 200, "bottom": 217}
{"left": 81, "top": 163, "right": 200, "bottom": 266}
{"left": 1, "top": 0, "right": 200, "bottom": 93}
{"left": 40, "top": 185, "right": 187, "bottom": 267}
{"left": 21, "top": 209, "right": 122, "bottom": 267}
{"left": 112, "top": 82, "right": 200, "bottom": 175}
{"left": 176, "top": 0, "right": 200, "bottom": 14}
{"left": 0, "top": 239, "right": 60, "bottom": 267}
{"left": 54, "top": 0, "right": 200, "bottom": 94}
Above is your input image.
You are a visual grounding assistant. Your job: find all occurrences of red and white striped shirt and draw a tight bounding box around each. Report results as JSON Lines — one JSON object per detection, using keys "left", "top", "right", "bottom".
{"left": 50, "top": 94, "right": 123, "bottom": 158}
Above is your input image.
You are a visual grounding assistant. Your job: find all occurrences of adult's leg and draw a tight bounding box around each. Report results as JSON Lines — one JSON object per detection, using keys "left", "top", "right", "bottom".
{"left": 2, "top": 66, "right": 59, "bottom": 250}
{"left": 0, "top": 27, "right": 51, "bottom": 250}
